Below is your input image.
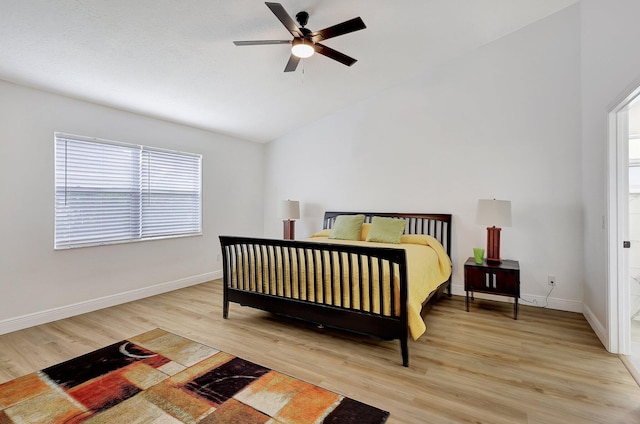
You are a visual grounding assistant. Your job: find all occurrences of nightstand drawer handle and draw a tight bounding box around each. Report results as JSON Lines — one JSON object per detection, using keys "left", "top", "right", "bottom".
{"left": 485, "top": 272, "right": 497, "bottom": 288}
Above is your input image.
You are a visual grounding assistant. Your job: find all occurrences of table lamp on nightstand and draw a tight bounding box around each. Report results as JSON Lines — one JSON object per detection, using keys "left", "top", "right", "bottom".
{"left": 279, "top": 200, "right": 300, "bottom": 240}
{"left": 476, "top": 199, "right": 512, "bottom": 264}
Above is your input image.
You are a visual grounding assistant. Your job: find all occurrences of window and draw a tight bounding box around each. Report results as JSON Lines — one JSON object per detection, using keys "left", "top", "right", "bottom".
{"left": 55, "top": 133, "right": 202, "bottom": 249}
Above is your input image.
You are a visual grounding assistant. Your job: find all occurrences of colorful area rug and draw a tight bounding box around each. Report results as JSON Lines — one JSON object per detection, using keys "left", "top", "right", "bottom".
{"left": 0, "top": 328, "right": 389, "bottom": 423}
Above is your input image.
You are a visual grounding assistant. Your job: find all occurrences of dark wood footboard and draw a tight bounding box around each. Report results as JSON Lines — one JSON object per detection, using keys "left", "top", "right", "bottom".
{"left": 219, "top": 236, "right": 411, "bottom": 366}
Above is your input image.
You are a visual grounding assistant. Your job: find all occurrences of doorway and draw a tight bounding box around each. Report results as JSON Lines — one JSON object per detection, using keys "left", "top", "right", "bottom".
{"left": 628, "top": 103, "right": 640, "bottom": 369}
{"left": 609, "top": 86, "right": 640, "bottom": 375}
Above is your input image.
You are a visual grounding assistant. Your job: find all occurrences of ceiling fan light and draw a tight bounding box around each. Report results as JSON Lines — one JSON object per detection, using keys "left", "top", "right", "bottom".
{"left": 291, "top": 39, "right": 315, "bottom": 58}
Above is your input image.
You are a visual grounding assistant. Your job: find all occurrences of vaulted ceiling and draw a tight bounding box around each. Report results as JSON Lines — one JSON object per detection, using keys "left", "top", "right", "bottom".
{"left": 0, "top": 0, "right": 578, "bottom": 143}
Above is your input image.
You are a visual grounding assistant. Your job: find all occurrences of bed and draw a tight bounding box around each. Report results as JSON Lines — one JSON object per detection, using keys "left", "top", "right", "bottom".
{"left": 219, "top": 212, "right": 452, "bottom": 366}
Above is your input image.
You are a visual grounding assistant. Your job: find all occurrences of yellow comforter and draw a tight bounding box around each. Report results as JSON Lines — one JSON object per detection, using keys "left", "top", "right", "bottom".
{"left": 305, "top": 232, "right": 452, "bottom": 340}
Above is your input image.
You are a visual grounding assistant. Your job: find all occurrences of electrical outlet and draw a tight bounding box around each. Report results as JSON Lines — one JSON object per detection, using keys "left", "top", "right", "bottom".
{"left": 548, "top": 275, "right": 556, "bottom": 286}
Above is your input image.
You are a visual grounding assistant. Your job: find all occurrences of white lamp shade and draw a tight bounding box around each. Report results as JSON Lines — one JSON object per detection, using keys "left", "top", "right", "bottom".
{"left": 476, "top": 199, "right": 512, "bottom": 227}
{"left": 279, "top": 200, "right": 300, "bottom": 220}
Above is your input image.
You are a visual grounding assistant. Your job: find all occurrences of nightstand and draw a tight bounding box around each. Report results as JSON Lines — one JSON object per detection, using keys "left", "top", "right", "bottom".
{"left": 464, "top": 257, "right": 520, "bottom": 319}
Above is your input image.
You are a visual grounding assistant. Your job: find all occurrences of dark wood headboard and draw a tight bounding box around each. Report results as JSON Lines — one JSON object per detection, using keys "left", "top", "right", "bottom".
{"left": 322, "top": 212, "right": 452, "bottom": 257}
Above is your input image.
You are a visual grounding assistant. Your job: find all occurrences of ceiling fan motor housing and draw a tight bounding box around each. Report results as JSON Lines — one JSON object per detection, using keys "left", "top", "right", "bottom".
{"left": 300, "top": 27, "right": 312, "bottom": 37}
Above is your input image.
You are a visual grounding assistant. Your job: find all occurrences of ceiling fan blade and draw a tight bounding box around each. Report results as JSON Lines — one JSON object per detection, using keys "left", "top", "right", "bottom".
{"left": 315, "top": 43, "right": 357, "bottom": 67}
{"left": 311, "top": 17, "right": 366, "bottom": 42}
{"left": 284, "top": 54, "right": 300, "bottom": 72}
{"left": 233, "top": 40, "right": 291, "bottom": 46}
{"left": 265, "top": 2, "right": 303, "bottom": 38}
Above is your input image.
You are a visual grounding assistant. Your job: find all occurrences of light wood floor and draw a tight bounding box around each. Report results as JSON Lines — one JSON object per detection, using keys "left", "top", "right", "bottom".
{"left": 1, "top": 280, "right": 639, "bottom": 424}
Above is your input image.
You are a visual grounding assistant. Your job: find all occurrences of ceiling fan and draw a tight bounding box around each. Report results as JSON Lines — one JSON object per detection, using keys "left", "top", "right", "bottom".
{"left": 233, "top": 2, "right": 366, "bottom": 72}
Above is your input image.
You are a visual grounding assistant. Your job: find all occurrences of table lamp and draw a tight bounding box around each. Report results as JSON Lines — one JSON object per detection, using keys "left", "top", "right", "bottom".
{"left": 476, "top": 199, "right": 512, "bottom": 263}
{"left": 280, "top": 200, "right": 300, "bottom": 240}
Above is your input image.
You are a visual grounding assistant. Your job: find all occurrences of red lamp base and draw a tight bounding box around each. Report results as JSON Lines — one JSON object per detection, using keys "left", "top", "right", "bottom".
{"left": 486, "top": 226, "right": 502, "bottom": 263}
{"left": 283, "top": 220, "right": 295, "bottom": 240}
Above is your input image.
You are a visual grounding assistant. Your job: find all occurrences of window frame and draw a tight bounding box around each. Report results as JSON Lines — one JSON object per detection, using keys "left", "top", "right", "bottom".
{"left": 54, "top": 132, "right": 202, "bottom": 250}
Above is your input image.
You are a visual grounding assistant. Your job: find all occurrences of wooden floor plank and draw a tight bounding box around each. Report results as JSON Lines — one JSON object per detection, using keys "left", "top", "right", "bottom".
{"left": 1, "top": 280, "right": 639, "bottom": 423}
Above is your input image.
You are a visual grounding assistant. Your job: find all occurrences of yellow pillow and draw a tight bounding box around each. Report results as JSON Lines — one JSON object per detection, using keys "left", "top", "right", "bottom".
{"left": 329, "top": 214, "right": 365, "bottom": 241}
{"left": 360, "top": 223, "right": 372, "bottom": 241}
{"left": 309, "top": 229, "right": 331, "bottom": 238}
{"left": 365, "top": 216, "right": 406, "bottom": 244}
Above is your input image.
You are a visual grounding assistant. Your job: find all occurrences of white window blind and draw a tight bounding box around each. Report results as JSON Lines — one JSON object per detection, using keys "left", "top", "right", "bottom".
{"left": 55, "top": 133, "right": 202, "bottom": 249}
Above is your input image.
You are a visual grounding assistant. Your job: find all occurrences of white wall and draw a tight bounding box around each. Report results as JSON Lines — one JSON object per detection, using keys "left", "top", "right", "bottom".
{"left": 0, "top": 80, "right": 265, "bottom": 333}
{"left": 580, "top": 0, "right": 640, "bottom": 349}
{"left": 264, "top": 6, "right": 583, "bottom": 311}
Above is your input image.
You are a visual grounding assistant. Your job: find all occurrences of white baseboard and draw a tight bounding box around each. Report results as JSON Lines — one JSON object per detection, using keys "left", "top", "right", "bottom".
{"left": 582, "top": 302, "right": 609, "bottom": 351}
{"left": 0, "top": 271, "right": 221, "bottom": 336}
{"left": 619, "top": 355, "right": 640, "bottom": 386}
{"left": 2, "top": 277, "right": 598, "bottom": 342}
{"left": 450, "top": 283, "right": 583, "bottom": 313}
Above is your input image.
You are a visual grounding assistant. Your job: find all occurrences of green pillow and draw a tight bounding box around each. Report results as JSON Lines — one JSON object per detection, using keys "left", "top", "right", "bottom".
{"left": 365, "top": 216, "right": 406, "bottom": 244}
{"left": 329, "top": 214, "right": 365, "bottom": 241}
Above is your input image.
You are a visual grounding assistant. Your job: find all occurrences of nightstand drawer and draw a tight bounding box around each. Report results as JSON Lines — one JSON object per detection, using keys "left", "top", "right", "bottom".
{"left": 465, "top": 267, "right": 518, "bottom": 295}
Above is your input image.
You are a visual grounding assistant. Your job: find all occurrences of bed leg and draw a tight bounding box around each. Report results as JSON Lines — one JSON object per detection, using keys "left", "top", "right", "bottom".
{"left": 223, "top": 285, "right": 229, "bottom": 319}
{"left": 401, "top": 338, "right": 409, "bottom": 367}
{"left": 447, "top": 278, "right": 452, "bottom": 297}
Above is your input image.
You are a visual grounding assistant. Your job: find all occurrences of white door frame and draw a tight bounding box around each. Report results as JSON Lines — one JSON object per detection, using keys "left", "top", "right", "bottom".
{"left": 608, "top": 86, "right": 640, "bottom": 355}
